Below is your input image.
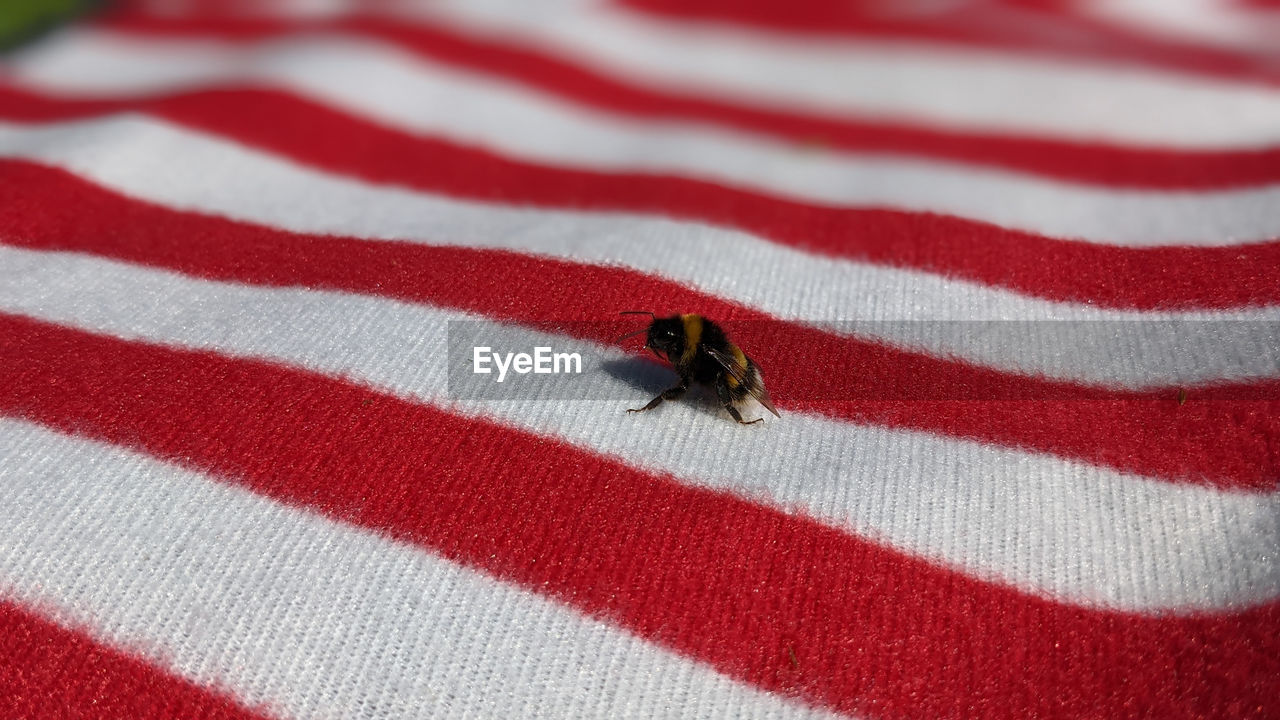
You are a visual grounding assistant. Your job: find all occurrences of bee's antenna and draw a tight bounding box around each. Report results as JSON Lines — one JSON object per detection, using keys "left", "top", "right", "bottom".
{"left": 616, "top": 311, "right": 655, "bottom": 344}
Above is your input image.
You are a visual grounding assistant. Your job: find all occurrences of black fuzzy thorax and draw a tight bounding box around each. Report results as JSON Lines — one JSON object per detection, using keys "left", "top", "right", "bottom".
{"left": 646, "top": 315, "right": 740, "bottom": 388}
{"left": 688, "top": 320, "right": 732, "bottom": 385}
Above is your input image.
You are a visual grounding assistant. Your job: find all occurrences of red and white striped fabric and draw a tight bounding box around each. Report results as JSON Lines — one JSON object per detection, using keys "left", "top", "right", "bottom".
{"left": 1, "top": 1, "right": 1278, "bottom": 717}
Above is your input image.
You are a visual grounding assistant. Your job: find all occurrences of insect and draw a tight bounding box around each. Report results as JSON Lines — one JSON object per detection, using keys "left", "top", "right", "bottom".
{"left": 617, "top": 311, "right": 780, "bottom": 425}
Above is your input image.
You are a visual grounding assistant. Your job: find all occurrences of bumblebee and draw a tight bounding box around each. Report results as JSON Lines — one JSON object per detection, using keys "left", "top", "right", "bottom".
{"left": 618, "top": 312, "right": 780, "bottom": 425}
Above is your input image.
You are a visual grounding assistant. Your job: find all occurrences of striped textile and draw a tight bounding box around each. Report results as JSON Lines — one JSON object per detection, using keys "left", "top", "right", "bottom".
{"left": 1, "top": 1, "right": 1278, "bottom": 718}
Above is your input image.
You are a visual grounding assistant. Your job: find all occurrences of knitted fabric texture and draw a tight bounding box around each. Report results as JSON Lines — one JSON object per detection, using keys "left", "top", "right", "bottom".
{"left": 1, "top": 2, "right": 1278, "bottom": 718}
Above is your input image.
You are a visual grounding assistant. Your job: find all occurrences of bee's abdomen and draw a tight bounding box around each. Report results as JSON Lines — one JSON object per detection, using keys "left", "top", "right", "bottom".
{"left": 723, "top": 345, "right": 748, "bottom": 388}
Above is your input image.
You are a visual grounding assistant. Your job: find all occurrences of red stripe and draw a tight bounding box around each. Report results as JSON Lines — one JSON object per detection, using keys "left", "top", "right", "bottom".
{"left": 618, "top": 0, "right": 1280, "bottom": 89}
{"left": 3, "top": 86, "right": 1279, "bottom": 313}
{"left": 89, "top": 12, "right": 1280, "bottom": 191}
{"left": 1, "top": 314, "right": 1277, "bottom": 720}
{"left": 0, "top": 601, "right": 272, "bottom": 720}
{"left": 2, "top": 159, "right": 1277, "bottom": 490}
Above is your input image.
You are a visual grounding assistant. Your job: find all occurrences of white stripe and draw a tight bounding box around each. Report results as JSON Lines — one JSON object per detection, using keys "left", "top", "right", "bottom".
{"left": 7, "top": 29, "right": 1280, "bottom": 246}
{"left": 1082, "top": 0, "right": 1280, "bottom": 53}
{"left": 1, "top": 116, "right": 1277, "bottom": 389}
{"left": 2, "top": 246, "right": 1276, "bottom": 612}
{"left": 397, "top": 0, "right": 1280, "bottom": 150}
{"left": 0, "top": 418, "right": 833, "bottom": 720}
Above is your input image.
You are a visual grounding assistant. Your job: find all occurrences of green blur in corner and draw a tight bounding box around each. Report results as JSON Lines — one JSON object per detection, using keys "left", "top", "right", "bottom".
{"left": 0, "top": 0, "right": 99, "bottom": 52}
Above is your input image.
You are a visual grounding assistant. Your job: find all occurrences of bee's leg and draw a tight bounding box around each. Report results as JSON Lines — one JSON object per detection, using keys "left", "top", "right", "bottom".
{"left": 627, "top": 378, "right": 688, "bottom": 414}
{"left": 716, "top": 376, "right": 762, "bottom": 425}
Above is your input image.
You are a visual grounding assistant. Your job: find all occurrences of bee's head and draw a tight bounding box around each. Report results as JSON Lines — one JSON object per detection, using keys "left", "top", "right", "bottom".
{"left": 645, "top": 316, "right": 684, "bottom": 360}
{"left": 618, "top": 311, "right": 684, "bottom": 362}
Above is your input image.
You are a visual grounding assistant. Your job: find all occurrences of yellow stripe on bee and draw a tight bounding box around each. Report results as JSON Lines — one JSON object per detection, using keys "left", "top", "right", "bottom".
{"left": 680, "top": 314, "right": 703, "bottom": 365}
{"left": 725, "top": 345, "right": 747, "bottom": 387}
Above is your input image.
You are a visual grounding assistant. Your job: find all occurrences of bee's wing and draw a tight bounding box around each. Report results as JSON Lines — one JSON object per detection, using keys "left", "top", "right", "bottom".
{"left": 704, "top": 345, "right": 781, "bottom": 418}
